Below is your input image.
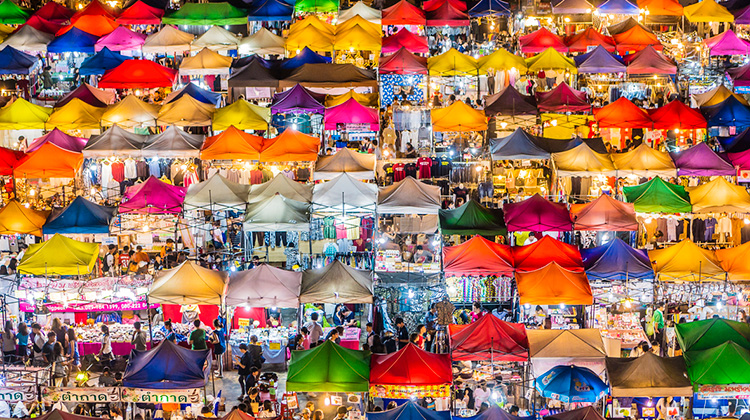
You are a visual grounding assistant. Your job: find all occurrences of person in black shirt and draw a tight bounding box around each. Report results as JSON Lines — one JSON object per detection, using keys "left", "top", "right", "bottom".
{"left": 42, "top": 332, "right": 55, "bottom": 366}
{"left": 247, "top": 335, "right": 264, "bottom": 369}
{"left": 235, "top": 344, "right": 253, "bottom": 399}
{"left": 395, "top": 317, "right": 409, "bottom": 349}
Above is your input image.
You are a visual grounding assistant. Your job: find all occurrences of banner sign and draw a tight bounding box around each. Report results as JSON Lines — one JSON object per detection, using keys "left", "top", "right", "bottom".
{"left": 121, "top": 388, "right": 202, "bottom": 404}
{"left": 42, "top": 387, "right": 121, "bottom": 403}
{"left": 0, "top": 387, "right": 36, "bottom": 402}
{"left": 695, "top": 384, "right": 750, "bottom": 398}
{"left": 20, "top": 301, "right": 157, "bottom": 313}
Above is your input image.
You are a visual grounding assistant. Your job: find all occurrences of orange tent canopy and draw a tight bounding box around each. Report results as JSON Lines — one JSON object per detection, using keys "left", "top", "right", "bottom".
{"left": 443, "top": 235, "right": 514, "bottom": 276}
{"left": 516, "top": 261, "right": 593, "bottom": 305}
{"left": 0, "top": 200, "right": 50, "bottom": 237}
{"left": 14, "top": 143, "right": 83, "bottom": 178}
{"left": 569, "top": 194, "right": 638, "bottom": 231}
{"left": 594, "top": 97, "right": 652, "bottom": 128}
{"left": 57, "top": 15, "right": 119, "bottom": 37}
{"left": 613, "top": 25, "right": 662, "bottom": 53}
{"left": 716, "top": 242, "right": 750, "bottom": 282}
{"left": 512, "top": 235, "right": 584, "bottom": 272}
{"left": 201, "top": 126, "right": 263, "bottom": 160}
{"left": 638, "top": 0, "right": 683, "bottom": 15}
{"left": 260, "top": 128, "right": 320, "bottom": 162}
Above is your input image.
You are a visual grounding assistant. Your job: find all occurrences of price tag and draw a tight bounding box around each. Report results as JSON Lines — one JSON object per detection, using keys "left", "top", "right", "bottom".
{"left": 269, "top": 342, "right": 281, "bottom": 350}
{"left": 238, "top": 318, "right": 250, "bottom": 327}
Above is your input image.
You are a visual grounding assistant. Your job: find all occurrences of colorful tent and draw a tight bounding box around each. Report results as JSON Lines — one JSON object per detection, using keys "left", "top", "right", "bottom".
{"left": 686, "top": 176, "right": 750, "bottom": 213}
{"left": 519, "top": 27, "right": 567, "bottom": 53}
{"left": 649, "top": 100, "right": 707, "bottom": 130}
{"left": 552, "top": 0, "right": 593, "bottom": 13}
{"left": 116, "top": 0, "right": 164, "bottom": 24}
{"left": 0, "top": 147, "right": 24, "bottom": 175}
{"left": 142, "top": 25, "right": 194, "bottom": 54}
{"left": 694, "top": 84, "right": 748, "bottom": 107}
{"left": 545, "top": 408, "right": 605, "bottom": 420}
{"left": 162, "top": 2, "right": 247, "bottom": 25}
{"left": 716, "top": 242, "right": 750, "bottom": 282}
{"left": 426, "top": 0, "right": 469, "bottom": 26}
{"left": 368, "top": 402, "right": 451, "bottom": 420}
{"left": 201, "top": 126, "right": 262, "bottom": 160}
{"left": 213, "top": 99, "right": 270, "bottom": 131}
{"left": 281, "top": 47, "right": 331, "bottom": 69}
{"left": 157, "top": 95, "right": 215, "bottom": 127}
{"left": 55, "top": 83, "right": 112, "bottom": 110}
{"left": 490, "top": 128, "right": 550, "bottom": 160}
{"left": 56, "top": 14, "right": 118, "bottom": 37}
{"left": 553, "top": 144, "right": 616, "bottom": 176}
{"left": 527, "top": 329, "right": 606, "bottom": 363}
{"left": 705, "top": 30, "right": 750, "bottom": 56}
{"left": 45, "top": 98, "right": 105, "bottom": 131}
{"left": 0, "top": 45, "right": 38, "bottom": 75}
{"left": 377, "top": 176, "right": 442, "bottom": 215}
{"left": 192, "top": 26, "right": 240, "bottom": 52}
{"left": 299, "top": 260, "right": 373, "bottom": 304}
{"left": 443, "top": 235, "right": 514, "bottom": 276}
{"left": 669, "top": 142, "right": 733, "bottom": 176}
{"left": 0, "top": 25, "right": 53, "bottom": 52}
{"left": 512, "top": 235, "right": 584, "bottom": 272}
{"left": 325, "top": 90, "right": 379, "bottom": 108}
{"left": 294, "top": 0, "right": 339, "bottom": 13}
{"left": 43, "top": 196, "right": 115, "bottom": 235}
{"left": 99, "top": 59, "right": 177, "bottom": 88}
{"left": 249, "top": 0, "right": 293, "bottom": 21}
{"left": 728, "top": 62, "right": 750, "bottom": 87}
{"left": 469, "top": 0, "right": 510, "bottom": 16}
{"left": 0, "top": 98, "right": 51, "bottom": 129}
{"left": 324, "top": 98, "right": 379, "bottom": 131}
{"left": 581, "top": 237, "right": 653, "bottom": 280}
{"left": 638, "top": 0, "right": 682, "bottom": 15}
{"left": 623, "top": 177, "right": 691, "bottom": 213}
{"left": 370, "top": 343, "right": 452, "bottom": 386}
{"left": 239, "top": 28, "right": 285, "bottom": 55}
{"left": 625, "top": 46, "right": 677, "bottom": 75}
{"left": 119, "top": 176, "right": 187, "bottom": 214}
{"left": 17, "top": 234, "right": 98, "bottom": 276}
{"left": 25, "top": 15, "right": 63, "bottom": 34}
{"left": 606, "top": 352, "right": 692, "bottom": 397}
{"left": 649, "top": 239, "right": 724, "bottom": 282}
{"left": 287, "top": 340, "right": 370, "bottom": 392}
{"left": 735, "top": 5, "right": 750, "bottom": 24}
{"left": 597, "top": 0, "right": 639, "bottom": 14}
{"left": 184, "top": 173, "right": 252, "bottom": 211}
{"left": 676, "top": 318, "right": 750, "bottom": 352}
{"left": 594, "top": 97, "right": 651, "bottom": 128}
{"left": 179, "top": 47, "right": 232, "bottom": 76}
{"left": 0, "top": 0, "right": 29, "bottom": 24}
{"left": 314, "top": 147, "right": 376, "bottom": 181}
{"left": 609, "top": 17, "right": 650, "bottom": 36}
{"left": 227, "top": 56, "right": 282, "bottom": 88}
{"left": 70, "top": 0, "right": 116, "bottom": 22}
{"left": 438, "top": 200, "right": 506, "bottom": 236}
{"left": 459, "top": 406, "right": 534, "bottom": 420}
{"left": 504, "top": 194, "right": 572, "bottom": 232}
{"left": 684, "top": 342, "right": 750, "bottom": 385}
{"left": 0, "top": 200, "right": 48, "bottom": 236}
{"left": 148, "top": 260, "right": 227, "bottom": 305}
{"left": 337, "top": 15, "right": 382, "bottom": 37}
{"left": 724, "top": 128, "right": 750, "bottom": 153}
{"left": 570, "top": 194, "right": 638, "bottom": 231}
{"left": 378, "top": 47, "right": 427, "bottom": 74}
{"left": 33, "top": 1, "right": 73, "bottom": 23}
{"left": 382, "top": 0, "right": 426, "bottom": 26}
{"left": 702, "top": 96, "right": 750, "bottom": 129}
{"left": 339, "top": 1, "right": 381, "bottom": 23}
{"left": 565, "top": 28, "right": 615, "bottom": 53}
{"left": 536, "top": 365, "right": 608, "bottom": 403}
{"left": 286, "top": 26, "right": 333, "bottom": 53}
{"left": 83, "top": 125, "right": 149, "bottom": 157}
{"left": 516, "top": 262, "right": 593, "bottom": 305}
{"left": 14, "top": 143, "right": 82, "bottom": 178}
{"left": 260, "top": 129, "right": 320, "bottom": 162}
{"left": 47, "top": 27, "right": 100, "bottom": 54}
{"left": 281, "top": 63, "right": 377, "bottom": 88}
{"left": 101, "top": 95, "right": 159, "bottom": 128}
{"left": 684, "top": 0, "right": 734, "bottom": 22}
{"left": 427, "top": 48, "right": 479, "bottom": 76}
{"left": 477, "top": 48, "right": 527, "bottom": 72}
{"left": 289, "top": 15, "right": 335, "bottom": 37}
{"left": 142, "top": 126, "right": 204, "bottom": 157}
{"left": 94, "top": 26, "right": 146, "bottom": 52}
{"left": 525, "top": 47, "right": 577, "bottom": 73}
{"left": 226, "top": 264, "right": 302, "bottom": 308}
{"left": 271, "top": 84, "right": 325, "bottom": 114}
{"left": 244, "top": 194, "right": 311, "bottom": 231}
{"left": 431, "top": 101, "right": 487, "bottom": 132}
{"left": 536, "top": 82, "right": 590, "bottom": 113}
{"left": 123, "top": 340, "right": 209, "bottom": 389}
{"left": 312, "top": 173, "right": 378, "bottom": 214}
{"left": 613, "top": 25, "right": 662, "bottom": 53}
{"left": 448, "top": 314, "right": 528, "bottom": 361}
{"left": 165, "top": 82, "right": 222, "bottom": 107}
{"left": 79, "top": 47, "right": 128, "bottom": 75}
{"left": 574, "top": 45, "right": 626, "bottom": 74}
{"left": 248, "top": 174, "right": 313, "bottom": 204}
{"left": 485, "top": 85, "right": 538, "bottom": 116}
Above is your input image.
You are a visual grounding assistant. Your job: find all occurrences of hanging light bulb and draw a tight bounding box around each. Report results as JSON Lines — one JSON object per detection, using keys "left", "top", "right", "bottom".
{"left": 324, "top": 395, "right": 331, "bottom": 406}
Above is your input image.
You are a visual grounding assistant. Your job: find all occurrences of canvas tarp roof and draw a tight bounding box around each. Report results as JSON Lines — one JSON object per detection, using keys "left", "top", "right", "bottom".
{"left": 611, "top": 144, "right": 676, "bottom": 177}
{"left": 100, "top": 59, "right": 177, "bottom": 89}
{"left": 200, "top": 126, "right": 262, "bottom": 160}
{"left": 379, "top": 47, "right": 427, "bottom": 74}
{"left": 226, "top": 264, "right": 301, "bottom": 308}
{"left": 553, "top": 143, "right": 616, "bottom": 176}
{"left": 594, "top": 97, "right": 651, "bottom": 128}
{"left": 670, "top": 142, "right": 733, "bottom": 176}
{"left": 184, "top": 173, "right": 251, "bottom": 211}
{"left": 544, "top": 407, "right": 605, "bottom": 420}
{"left": 33, "top": 1, "right": 72, "bottom": 23}
{"left": 83, "top": 124, "right": 149, "bottom": 157}
{"left": 468, "top": 0, "right": 510, "bottom": 17}
{"left": 702, "top": 96, "right": 750, "bottom": 129}
{"left": 650, "top": 100, "right": 707, "bottom": 130}
{"left": 648, "top": 239, "right": 724, "bottom": 282}
{"left": 686, "top": 176, "right": 750, "bottom": 213}
{"left": 248, "top": 174, "right": 313, "bottom": 204}
{"left": 570, "top": 194, "right": 638, "bottom": 231}
{"left": 0, "top": 147, "right": 24, "bottom": 176}
{"left": 239, "top": 28, "right": 285, "bottom": 55}
{"left": 45, "top": 98, "right": 104, "bottom": 131}
{"left": 625, "top": 46, "right": 676, "bottom": 74}
{"left": 56, "top": 83, "right": 115, "bottom": 108}
{"left": 339, "top": 1, "right": 381, "bottom": 23}
{"left": 725, "top": 127, "right": 750, "bottom": 154}
{"left": 525, "top": 47, "right": 577, "bottom": 73}
{"left": 369, "top": 402, "right": 451, "bottom": 420}
{"left": 0, "top": 200, "right": 48, "bottom": 236}
{"left": 606, "top": 352, "right": 692, "bottom": 397}
{"left": 213, "top": 99, "right": 270, "bottom": 131}
{"left": 676, "top": 318, "right": 750, "bottom": 352}
{"left": 285, "top": 25, "right": 334, "bottom": 52}
{"left": 504, "top": 194, "right": 572, "bottom": 232}
{"left": 370, "top": 342, "right": 452, "bottom": 385}
{"left": 281, "top": 63, "right": 377, "bottom": 89}
{"left": 485, "top": 85, "right": 537, "bottom": 116}
{"left": 536, "top": 82, "right": 590, "bottom": 113}
{"left": 614, "top": 25, "right": 662, "bottom": 53}
{"left": 0, "top": 25, "right": 52, "bottom": 52}
{"left": 439, "top": 200, "right": 506, "bottom": 236}
{"left": 427, "top": 48, "right": 480, "bottom": 76}
{"left": 95, "top": 26, "right": 146, "bottom": 52}
{"left": 490, "top": 128, "right": 550, "bottom": 160}
{"left": 79, "top": 47, "right": 128, "bottom": 76}
{"left": 243, "top": 194, "right": 311, "bottom": 231}
{"left": 300, "top": 260, "right": 373, "bottom": 303}
{"left": 705, "top": 29, "right": 750, "bottom": 56}
{"left": 180, "top": 47, "right": 232, "bottom": 76}
{"left": 512, "top": 235, "right": 584, "bottom": 272}
{"left": 448, "top": 314, "right": 528, "bottom": 361}
{"left": 728, "top": 62, "right": 750, "bottom": 87}
{"left": 287, "top": 340, "right": 370, "bottom": 392}
{"left": 260, "top": 128, "right": 320, "bottom": 162}
{"left": 120, "top": 176, "right": 187, "bottom": 214}
{"left": 25, "top": 15, "right": 62, "bottom": 34}
{"left": 565, "top": 28, "right": 615, "bottom": 53}
{"left": 528, "top": 329, "right": 606, "bottom": 358}
{"left": 314, "top": 147, "right": 376, "bottom": 180}
{"left": 574, "top": 45, "right": 626, "bottom": 74}
{"left": 516, "top": 262, "right": 593, "bottom": 305}
{"left": 717, "top": 242, "right": 750, "bottom": 282}
{"left": 425, "top": 0, "right": 470, "bottom": 26}
{"left": 623, "top": 177, "right": 691, "bottom": 213}
{"left": 382, "top": 28, "right": 428, "bottom": 54}
{"left": 271, "top": 83, "right": 325, "bottom": 114}
{"left": 684, "top": 0, "right": 734, "bottom": 22}
{"left": 333, "top": 25, "right": 382, "bottom": 52}
{"left": 0, "top": 98, "right": 52, "bottom": 130}
{"left": 162, "top": 1, "right": 247, "bottom": 25}
{"left": 324, "top": 98, "right": 379, "bottom": 131}
{"left": 46, "top": 27, "right": 98, "bottom": 54}
{"left": 443, "top": 235, "right": 514, "bottom": 276}
{"left": 14, "top": 143, "right": 82, "bottom": 178}
{"left": 325, "top": 90, "right": 379, "bottom": 108}
{"left": 18, "top": 233, "right": 98, "bottom": 276}
{"left": 431, "top": 100, "right": 487, "bottom": 131}
{"left": 459, "top": 406, "right": 533, "bottom": 420}
{"left": 149, "top": 260, "right": 227, "bottom": 305}
{"left": 70, "top": 0, "right": 115, "bottom": 22}
{"left": 684, "top": 341, "right": 750, "bottom": 385}
{"left": 598, "top": 0, "right": 639, "bottom": 13}
{"left": 477, "top": 48, "right": 527, "bottom": 72}
{"left": 142, "top": 126, "right": 204, "bottom": 157}
{"left": 638, "top": 0, "right": 682, "bottom": 15}
{"left": 312, "top": 173, "right": 377, "bottom": 214}
{"left": 123, "top": 340, "right": 209, "bottom": 389}
{"left": 26, "top": 128, "right": 86, "bottom": 153}
{"left": 382, "top": 0, "right": 426, "bottom": 25}
{"left": 694, "top": 84, "right": 748, "bottom": 107}
{"left": 227, "top": 56, "right": 282, "bottom": 88}
{"left": 157, "top": 95, "right": 215, "bottom": 127}
{"left": 0, "top": 45, "right": 38, "bottom": 75}
{"left": 519, "top": 27, "right": 567, "bottom": 53}
{"left": 294, "top": 0, "right": 338, "bottom": 13}
{"left": 116, "top": 0, "right": 163, "bottom": 24}
{"left": 56, "top": 14, "right": 117, "bottom": 37}
{"left": 377, "top": 176, "right": 441, "bottom": 215}
{"left": 581, "top": 237, "right": 653, "bottom": 280}
{"left": 142, "top": 25, "right": 194, "bottom": 54}
{"left": 192, "top": 26, "right": 240, "bottom": 52}
{"left": 42, "top": 196, "right": 114, "bottom": 235}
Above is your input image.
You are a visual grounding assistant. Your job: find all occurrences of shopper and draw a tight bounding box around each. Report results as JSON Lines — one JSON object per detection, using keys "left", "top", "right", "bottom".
{"left": 395, "top": 317, "right": 409, "bottom": 349}
{"left": 131, "top": 322, "right": 148, "bottom": 351}
{"left": 235, "top": 343, "right": 252, "bottom": 399}
{"left": 98, "top": 325, "right": 112, "bottom": 368}
{"left": 16, "top": 322, "right": 28, "bottom": 362}
{"left": 303, "top": 312, "right": 324, "bottom": 347}
{"left": 211, "top": 319, "right": 226, "bottom": 378}
{"left": 2, "top": 320, "right": 16, "bottom": 364}
{"left": 189, "top": 320, "right": 207, "bottom": 350}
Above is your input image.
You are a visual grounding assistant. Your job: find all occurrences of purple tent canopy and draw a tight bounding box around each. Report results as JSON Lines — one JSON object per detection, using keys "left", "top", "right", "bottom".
{"left": 55, "top": 83, "right": 114, "bottom": 108}
{"left": 26, "top": 128, "right": 87, "bottom": 153}
{"left": 669, "top": 142, "right": 735, "bottom": 176}
{"left": 573, "top": 45, "right": 626, "bottom": 74}
{"left": 705, "top": 30, "right": 750, "bottom": 56}
{"left": 270, "top": 83, "right": 325, "bottom": 114}
{"left": 94, "top": 26, "right": 147, "bottom": 52}
{"left": 735, "top": 5, "right": 750, "bottom": 24}
{"left": 728, "top": 63, "right": 750, "bottom": 87}
{"left": 503, "top": 193, "right": 572, "bottom": 232}
{"left": 120, "top": 176, "right": 187, "bottom": 214}
{"left": 122, "top": 340, "right": 209, "bottom": 389}
{"left": 535, "top": 82, "right": 590, "bottom": 113}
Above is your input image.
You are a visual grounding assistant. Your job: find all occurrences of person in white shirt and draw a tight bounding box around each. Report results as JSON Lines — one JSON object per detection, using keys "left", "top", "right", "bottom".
{"left": 303, "top": 312, "right": 324, "bottom": 347}
{"left": 473, "top": 381, "right": 491, "bottom": 410}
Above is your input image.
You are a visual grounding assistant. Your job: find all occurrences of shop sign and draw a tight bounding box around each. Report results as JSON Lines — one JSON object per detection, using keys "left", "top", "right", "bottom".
{"left": 369, "top": 384, "right": 451, "bottom": 399}
{"left": 695, "top": 384, "right": 750, "bottom": 398}
{"left": 20, "top": 301, "right": 156, "bottom": 313}
{"left": 42, "top": 387, "right": 120, "bottom": 403}
{"left": 0, "top": 386, "right": 36, "bottom": 402}
{"left": 121, "top": 388, "right": 201, "bottom": 404}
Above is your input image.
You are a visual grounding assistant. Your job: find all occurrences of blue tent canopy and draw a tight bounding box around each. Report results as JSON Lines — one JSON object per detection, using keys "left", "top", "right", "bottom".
{"left": 47, "top": 28, "right": 100, "bottom": 54}
{"left": 369, "top": 402, "right": 452, "bottom": 420}
{"left": 168, "top": 82, "right": 222, "bottom": 106}
{"left": 281, "top": 47, "right": 331, "bottom": 69}
{"left": 536, "top": 365, "right": 608, "bottom": 403}
{"left": 455, "top": 405, "right": 534, "bottom": 420}
{"left": 580, "top": 237, "right": 654, "bottom": 280}
{"left": 231, "top": 54, "right": 281, "bottom": 70}
{"left": 489, "top": 128, "right": 550, "bottom": 160}
{"left": 0, "top": 46, "right": 39, "bottom": 75}
{"left": 79, "top": 47, "right": 129, "bottom": 76}
{"left": 702, "top": 96, "right": 750, "bottom": 130}
{"left": 43, "top": 196, "right": 116, "bottom": 235}
{"left": 574, "top": 45, "right": 626, "bottom": 74}
{"left": 597, "top": 0, "right": 639, "bottom": 14}
{"left": 468, "top": 0, "right": 511, "bottom": 17}
{"left": 249, "top": 0, "right": 294, "bottom": 21}
{"left": 123, "top": 340, "right": 210, "bottom": 389}
{"left": 719, "top": 127, "right": 750, "bottom": 153}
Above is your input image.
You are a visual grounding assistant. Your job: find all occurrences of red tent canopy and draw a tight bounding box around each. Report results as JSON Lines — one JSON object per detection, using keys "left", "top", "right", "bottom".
{"left": 613, "top": 25, "right": 661, "bottom": 53}
{"left": 443, "top": 235, "right": 514, "bottom": 276}
{"left": 520, "top": 27, "right": 567, "bottom": 53}
{"left": 116, "top": 0, "right": 164, "bottom": 25}
{"left": 33, "top": 1, "right": 73, "bottom": 23}
{"left": 24, "top": 15, "right": 63, "bottom": 34}
{"left": 424, "top": 0, "right": 467, "bottom": 11}
{"left": 0, "top": 147, "right": 25, "bottom": 176}
{"left": 382, "top": 0, "right": 426, "bottom": 25}
{"left": 535, "top": 82, "right": 590, "bottom": 113}
{"left": 449, "top": 314, "right": 529, "bottom": 361}
{"left": 71, "top": 0, "right": 117, "bottom": 22}
{"left": 382, "top": 28, "right": 428, "bottom": 54}
{"left": 565, "top": 28, "right": 615, "bottom": 53}
{"left": 426, "top": 0, "right": 469, "bottom": 26}
{"left": 594, "top": 97, "right": 652, "bottom": 128}
{"left": 648, "top": 100, "right": 706, "bottom": 129}
{"left": 99, "top": 60, "right": 177, "bottom": 89}
{"left": 370, "top": 343, "right": 452, "bottom": 386}
{"left": 512, "top": 235, "right": 584, "bottom": 272}
{"left": 379, "top": 48, "right": 427, "bottom": 74}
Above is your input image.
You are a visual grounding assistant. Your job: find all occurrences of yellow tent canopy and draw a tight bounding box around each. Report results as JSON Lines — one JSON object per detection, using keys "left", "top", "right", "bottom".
{"left": 428, "top": 48, "right": 481, "bottom": 76}
{"left": 101, "top": 95, "right": 160, "bottom": 127}
{"left": 693, "top": 84, "right": 747, "bottom": 107}
{"left": 333, "top": 25, "right": 381, "bottom": 51}
{"left": 149, "top": 260, "right": 227, "bottom": 305}
{"left": 478, "top": 48, "right": 527, "bottom": 72}
{"left": 157, "top": 95, "right": 215, "bottom": 127}
{"left": 289, "top": 15, "right": 335, "bottom": 36}
{"left": 526, "top": 47, "right": 577, "bottom": 73}
{"left": 46, "top": 98, "right": 105, "bottom": 130}
{"left": 611, "top": 144, "right": 676, "bottom": 177}
{"left": 0, "top": 98, "right": 52, "bottom": 130}
{"left": 541, "top": 113, "right": 593, "bottom": 139}
{"left": 684, "top": 0, "right": 733, "bottom": 22}
{"left": 213, "top": 99, "right": 270, "bottom": 131}
{"left": 431, "top": 101, "right": 487, "bottom": 132}
{"left": 286, "top": 25, "right": 334, "bottom": 52}
{"left": 179, "top": 47, "right": 232, "bottom": 76}
{"left": 325, "top": 90, "right": 379, "bottom": 107}
{"left": 687, "top": 177, "right": 750, "bottom": 213}
{"left": 716, "top": 242, "right": 750, "bottom": 282}
{"left": 648, "top": 239, "right": 725, "bottom": 282}
{"left": 336, "top": 15, "right": 381, "bottom": 37}
{"left": 0, "top": 200, "right": 49, "bottom": 237}
{"left": 18, "top": 233, "right": 99, "bottom": 276}
{"left": 552, "top": 143, "right": 617, "bottom": 176}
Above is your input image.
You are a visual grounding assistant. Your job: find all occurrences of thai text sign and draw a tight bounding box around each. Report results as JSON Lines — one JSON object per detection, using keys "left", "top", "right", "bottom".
{"left": 42, "top": 387, "right": 121, "bottom": 403}
{"left": 0, "top": 387, "right": 36, "bottom": 402}
{"left": 121, "top": 388, "right": 201, "bottom": 404}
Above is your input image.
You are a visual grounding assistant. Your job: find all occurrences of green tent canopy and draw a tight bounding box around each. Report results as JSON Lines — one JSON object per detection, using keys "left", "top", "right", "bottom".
{"left": 0, "top": 0, "right": 29, "bottom": 24}
{"left": 162, "top": 2, "right": 248, "bottom": 25}
{"left": 622, "top": 177, "right": 692, "bottom": 213}
{"left": 294, "top": 0, "right": 339, "bottom": 13}
{"left": 684, "top": 341, "right": 750, "bottom": 385}
{"left": 675, "top": 318, "right": 750, "bottom": 353}
{"left": 287, "top": 340, "right": 370, "bottom": 392}
{"left": 17, "top": 233, "right": 99, "bottom": 276}
{"left": 439, "top": 200, "right": 507, "bottom": 236}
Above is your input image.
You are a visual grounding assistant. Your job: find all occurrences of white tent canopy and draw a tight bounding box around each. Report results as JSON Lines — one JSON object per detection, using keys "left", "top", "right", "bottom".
{"left": 0, "top": 25, "right": 53, "bottom": 52}
{"left": 300, "top": 260, "right": 373, "bottom": 304}
{"left": 243, "top": 194, "right": 311, "bottom": 231}
{"left": 226, "top": 264, "right": 302, "bottom": 308}
{"left": 184, "top": 173, "right": 251, "bottom": 211}
{"left": 179, "top": 47, "right": 232, "bottom": 76}
{"left": 377, "top": 176, "right": 442, "bottom": 214}
{"left": 248, "top": 174, "right": 313, "bottom": 203}
{"left": 338, "top": 1, "right": 381, "bottom": 23}
{"left": 239, "top": 28, "right": 285, "bottom": 55}
{"left": 313, "top": 147, "right": 376, "bottom": 180}
{"left": 142, "top": 25, "right": 195, "bottom": 54}
{"left": 191, "top": 26, "right": 241, "bottom": 51}
{"left": 313, "top": 173, "right": 377, "bottom": 214}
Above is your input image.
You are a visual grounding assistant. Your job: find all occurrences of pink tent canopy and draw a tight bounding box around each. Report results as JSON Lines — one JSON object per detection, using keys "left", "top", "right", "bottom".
{"left": 704, "top": 30, "right": 750, "bottom": 56}
{"left": 120, "top": 176, "right": 187, "bottom": 214}
{"left": 503, "top": 193, "right": 572, "bottom": 232}
{"left": 324, "top": 98, "right": 379, "bottom": 131}
{"left": 728, "top": 149, "right": 750, "bottom": 171}
{"left": 728, "top": 63, "right": 750, "bottom": 87}
{"left": 95, "top": 26, "right": 147, "bottom": 52}
{"left": 26, "top": 128, "right": 87, "bottom": 153}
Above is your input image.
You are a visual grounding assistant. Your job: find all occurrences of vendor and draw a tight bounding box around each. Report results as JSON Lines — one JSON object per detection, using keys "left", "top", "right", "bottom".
{"left": 333, "top": 305, "right": 356, "bottom": 327}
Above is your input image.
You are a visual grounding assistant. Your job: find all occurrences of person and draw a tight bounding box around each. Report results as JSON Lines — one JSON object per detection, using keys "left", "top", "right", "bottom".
{"left": 301, "top": 409, "right": 312, "bottom": 420}
{"left": 31, "top": 323, "right": 46, "bottom": 366}
{"left": 212, "top": 222, "right": 225, "bottom": 249}
{"left": 118, "top": 246, "right": 130, "bottom": 275}
{"left": 201, "top": 407, "right": 215, "bottom": 418}
{"left": 653, "top": 303, "right": 666, "bottom": 355}
{"left": 508, "top": 406, "right": 520, "bottom": 416}
{"left": 164, "top": 320, "right": 176, "bottom": 342}
{"left": 104, "top": 245, "right": 117, "bottom": 276}
{"left": 312, "top": 410, "right": 324, "bottom": 420}
{"left": 631, "top": 340, "right": 651, "bottom": 357}
{"left": 51, "top": 318, "right": 67, "bottom": 353}
{"left": 247, "top": 335, "right": 264, "bottom": 369}
{"left": 189, "top": 320, "right": 207, "bottom": 350}
{"left": 211, "top": 319, "right": 226, "bottom": 378}
{"left": 470, "top": 302, "right": 485, "bottom": 322}
{"left": 386, "top": 402, "right": 397, "bottom": 410}
{"left": 42, "top": 332, "right": 56, "bottom": 366}
{"left": 326, "top": 328, "right": 340, "bottom": 343}
{"left": 474, "top": 381, "right": 490, "bottom": 409}
{"left": 371, "top": 334, "right": 385, "bottom": 353}
{"left": 365, "top": 322, "right": 375, "bottom": 348}
{"left": 132, "top": 246, "right": 150, "bottom": 274}
{"left": 303, "top": 312, "right": 324, "bottom": 347}
{"left": 99, "top": 367, "right": 115, "bottom": 387}
{"left": 414, "top": 324, "right": 426, "bottom": 349}
{"left": 335, "top": 406, "right": 348, "bottom": 420}
{"left": 66, "top": 328, "right": 79, "bottom": 372}
{"left": 292, "top": 334, "right": 305, "bottom": 351}
{"left": 395, "top": 317, "right": 409, "bottom": 349}
{"left": 16, "top": 322, "right": 28, "bottom": 362}
{"left": 247, "top": 387, "right": 261, "bottom": 415}
{"left": 130, "top": 322, "right": 147, "bottom": 351}
{"left": 424, "top": 304, "right": 438, "bottom": 352}
{"left": 413, "top": 245, "right": 434, "bottom": 264}
{"left": 405, "top": 143, "right": 417, "bottom": 158}
{"left": 110, "top": 406, "right": 123, "bottom": 420}
{"left": 409, "top": 333, "right": 419, "bottom": 346}
{"left": 98, "top": 325, "right": 112, "bottom": 368}
{"left": 258, "top": 400, "right": 276, "bottom": 418}
{"left": 52, "top": 342, "right": 68, "bottom": 386}
{"left": 300, "top": 326, "right": 311, "bottom": 349}
{"left": 2, "top": 320, "right": 16, "bottom": 364}
{"left": 235, "top": 343, "right": 252, "bottom": 399}
{"left": 334, "top": 306, "right": 356, "bottom": 327}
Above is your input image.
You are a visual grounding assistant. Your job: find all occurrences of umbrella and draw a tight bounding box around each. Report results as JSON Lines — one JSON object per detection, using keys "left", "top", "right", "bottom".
{"left": 535, "top": 365, "right": 608, "bottom": 403}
